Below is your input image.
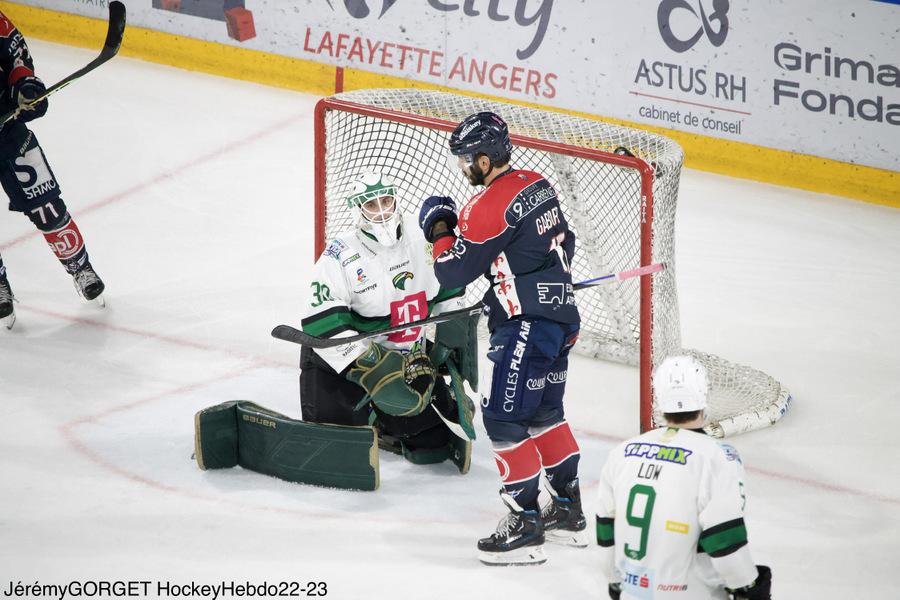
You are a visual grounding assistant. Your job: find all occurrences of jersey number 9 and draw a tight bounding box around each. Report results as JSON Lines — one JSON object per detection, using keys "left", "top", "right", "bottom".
{"left": 624, "top": 484, "right": 657, "bottom": 561}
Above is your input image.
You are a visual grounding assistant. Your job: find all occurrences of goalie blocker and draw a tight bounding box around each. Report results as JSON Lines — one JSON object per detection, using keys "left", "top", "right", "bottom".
{"left": 194, "top": 401, "right": 379, "bottom": 491}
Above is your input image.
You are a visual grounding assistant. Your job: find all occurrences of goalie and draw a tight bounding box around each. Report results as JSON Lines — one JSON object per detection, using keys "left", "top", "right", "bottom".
{"left": 298, "top": 172, "right": 476, "bottom": 473}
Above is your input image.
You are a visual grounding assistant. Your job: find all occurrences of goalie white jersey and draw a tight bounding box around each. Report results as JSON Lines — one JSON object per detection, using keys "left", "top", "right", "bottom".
{"left": 301, "top": 213, "right": 465, "bottom": 373}
{"left": 596, "top": 427, "right": 758, "bottom": 600}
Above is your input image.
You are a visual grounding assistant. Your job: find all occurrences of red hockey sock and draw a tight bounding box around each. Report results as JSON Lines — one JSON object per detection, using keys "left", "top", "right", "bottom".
{"left": 532, "top": 420, "right": 580, "bottom": 469}
{"left": 494, "top": 438, "right": 542, "bottom": 510}
{"left": 533, "top": 421, "right": 581, "bottom": 495}
{"left": 42, "top": 215, "right": 87, "bottom": 273}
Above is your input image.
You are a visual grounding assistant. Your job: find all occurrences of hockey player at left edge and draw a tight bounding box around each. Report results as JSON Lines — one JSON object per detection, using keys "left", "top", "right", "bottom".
{"left": 298, "top": 171, "right": 478, "bottom": 474}
{"left": 0, "top": 10, "right": 105, "bottom": 330}
{"left": 420, "top": 112, "right": 586, "bottom": 565}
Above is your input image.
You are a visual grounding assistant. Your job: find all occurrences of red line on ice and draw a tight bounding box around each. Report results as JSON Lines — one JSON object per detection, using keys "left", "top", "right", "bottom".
{"left": 20, "top": 305, "right": 900, "bottom": 513}
{"left": 0, "top": 112, "right": 307, "bottom": 251}
{"left": 18, "top": 304, "right": 292, "bottom": 369}
{"left": 9, "top": 107, "right": 891, "bottom": 513}
{"left": 577, "top": 427, "right": 900, "bottom": 507}
{"left": 59, "top": 365, "right": 472, "bottom": 526}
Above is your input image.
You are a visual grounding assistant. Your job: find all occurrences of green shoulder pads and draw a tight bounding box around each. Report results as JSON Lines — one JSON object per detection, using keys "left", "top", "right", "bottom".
{"left": 194, "top": 401, "right": 379, "bottom": 491}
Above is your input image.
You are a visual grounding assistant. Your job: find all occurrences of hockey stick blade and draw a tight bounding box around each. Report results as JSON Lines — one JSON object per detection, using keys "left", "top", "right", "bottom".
{"left": 574, "top": 262, "right": 663, "bottom": 288}
{"left": 432, "top": 405, "right": 470, "bottom": 441}
{"left": 272, "top": 262, "right": 664, "bottom": 349}
{"left": 0, "top": 1, "right": 126, "bottom": 126}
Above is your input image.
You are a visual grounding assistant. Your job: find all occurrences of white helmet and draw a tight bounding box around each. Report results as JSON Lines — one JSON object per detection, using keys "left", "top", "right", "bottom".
{"left": 346, "top": 172, "right": 402, "bottom": 247}
{"left": 652, "top": 355, "right": 709, "bottom": 413}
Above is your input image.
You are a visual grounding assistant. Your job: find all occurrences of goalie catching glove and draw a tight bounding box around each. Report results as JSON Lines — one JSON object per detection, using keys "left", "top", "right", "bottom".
{"left": 347, "top": 342, "right": 436, "bottom": 417}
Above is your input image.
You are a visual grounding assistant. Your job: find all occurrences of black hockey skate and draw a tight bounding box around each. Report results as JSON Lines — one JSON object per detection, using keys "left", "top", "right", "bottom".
{"left": 0, "top": 276, "right": 15, "bottom": 330}
{"left": 541, "top": 478, "right": 589, "bottom": 547}
{"left": 72, "top": 263, "right": 105, "bottom": 306}
{"left": 477, "top": 492, "right": 546, "bottom": 566}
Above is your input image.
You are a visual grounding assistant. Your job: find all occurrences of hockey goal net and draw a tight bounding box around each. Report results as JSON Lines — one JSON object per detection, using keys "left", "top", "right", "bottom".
{"left": 313, "top": 88, "right": 791, "bottom": 437}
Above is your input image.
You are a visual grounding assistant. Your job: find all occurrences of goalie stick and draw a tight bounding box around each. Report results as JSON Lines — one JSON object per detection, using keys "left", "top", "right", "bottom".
{"left": 0, "top": 1, "right": 126, "bottom": 126}
{"left": 271, "top": 262, "right": 664, "bottom": 349}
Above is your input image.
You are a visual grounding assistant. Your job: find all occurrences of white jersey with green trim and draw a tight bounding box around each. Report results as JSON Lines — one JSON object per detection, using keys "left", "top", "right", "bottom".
{"left": 596, "top": 427, "right": 758, "bottom": 600}
{"left": 301, "top": 213, "right": 465, "bottom": 373}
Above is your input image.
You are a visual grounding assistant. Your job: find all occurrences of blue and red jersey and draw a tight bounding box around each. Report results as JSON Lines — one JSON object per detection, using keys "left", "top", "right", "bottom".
{"left": 0, "top": 11, "right": 38, "bottom": 154}
{"left": 432, "top": 169, "right": 580, "bottom": 331}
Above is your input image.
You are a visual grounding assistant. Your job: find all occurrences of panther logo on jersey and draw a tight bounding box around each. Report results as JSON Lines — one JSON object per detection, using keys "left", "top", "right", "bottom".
{"left": 392, "top": 271, "right": 413, "bottom": 290}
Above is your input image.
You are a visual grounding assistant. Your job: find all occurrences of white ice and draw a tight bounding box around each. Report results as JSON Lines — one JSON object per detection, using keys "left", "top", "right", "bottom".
{"left": 1, "top": 40, "right": 898, "bottom": 600}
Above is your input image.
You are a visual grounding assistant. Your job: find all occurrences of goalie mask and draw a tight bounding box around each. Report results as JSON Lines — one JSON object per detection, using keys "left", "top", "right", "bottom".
{"left": 652, "top": 355, "right": 709, "bottom": 414}
{"left": 346, "top": 172, "right": 402, "bottom": 247}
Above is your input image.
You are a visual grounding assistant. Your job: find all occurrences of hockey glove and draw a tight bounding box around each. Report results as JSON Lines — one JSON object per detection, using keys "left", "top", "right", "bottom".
{"left": 347, "top": 343, "right": 436, "bottom": 417}
{"left": 607, "top": 583, "right": 622, "bottom": 600}
{"left": 12, "top": 76, "right": 48, "bottom": 122}
{"left": 727, "top": 565, "right": 772, "bottom": 600}
{"left": 419, "top": 196, "right": 458, "bottom": 243}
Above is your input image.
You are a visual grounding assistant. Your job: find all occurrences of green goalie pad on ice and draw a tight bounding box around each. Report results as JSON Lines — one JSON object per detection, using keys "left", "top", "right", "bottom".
{"left": 194, "top": 401, "right": 240, "bottom": 469}
{"left": 194, "top": 401, "right": 379, "bottom": 491}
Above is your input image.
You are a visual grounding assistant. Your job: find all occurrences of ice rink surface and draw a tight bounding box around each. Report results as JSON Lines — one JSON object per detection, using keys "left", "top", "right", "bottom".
{"left": 1, "top": 41, "right": 898, "bottom": 599}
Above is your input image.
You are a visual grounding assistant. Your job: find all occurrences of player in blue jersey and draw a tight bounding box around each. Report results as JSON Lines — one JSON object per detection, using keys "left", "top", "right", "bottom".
{"left": 419, "top": 111, "right": 585, "bottom": 565}
{"left": 0, "top": 10, "right": 105, "bottom": 329}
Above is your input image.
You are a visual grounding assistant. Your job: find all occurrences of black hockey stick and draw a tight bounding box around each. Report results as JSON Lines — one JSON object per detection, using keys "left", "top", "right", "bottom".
{"left": 271, "top": 263, "right": 663, "bottom": 349}
{"left": 0, "top": 1, "right": 126, "bottom": 126}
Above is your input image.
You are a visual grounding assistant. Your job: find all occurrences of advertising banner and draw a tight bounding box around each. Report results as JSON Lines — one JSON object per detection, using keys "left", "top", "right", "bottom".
{"left": 20, "top": 1, "right": 900, "bottom": 172}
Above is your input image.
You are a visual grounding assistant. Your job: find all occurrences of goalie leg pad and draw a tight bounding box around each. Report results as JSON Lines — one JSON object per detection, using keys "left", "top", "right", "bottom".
{"left": 194, "top": 401, "right": 240, "bottom": 470}
{"left": 194, "top": 401, "right": 379, "bottom": 491}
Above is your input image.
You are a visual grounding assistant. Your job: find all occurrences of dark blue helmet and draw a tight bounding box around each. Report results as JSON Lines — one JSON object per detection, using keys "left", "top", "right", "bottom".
{"left": 449, "top": 112, "right": 513, "bottom": 165}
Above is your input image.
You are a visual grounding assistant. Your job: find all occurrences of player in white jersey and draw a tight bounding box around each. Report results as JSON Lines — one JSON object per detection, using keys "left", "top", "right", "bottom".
{"left": 299, "top": 172, "right": 474, "bottom": 471}
{"left": 596, "top": 356, "right": 772, "bottom": 600}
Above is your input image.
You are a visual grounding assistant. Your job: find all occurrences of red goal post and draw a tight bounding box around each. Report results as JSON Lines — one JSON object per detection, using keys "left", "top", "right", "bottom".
{"left": 312, "top": 88, "right": 791, "bottom": 437}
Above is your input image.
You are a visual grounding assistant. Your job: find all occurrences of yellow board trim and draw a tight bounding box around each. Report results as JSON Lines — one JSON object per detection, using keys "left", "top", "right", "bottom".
{"left": 3, "top": 2, "right": 896, "bottom": 207}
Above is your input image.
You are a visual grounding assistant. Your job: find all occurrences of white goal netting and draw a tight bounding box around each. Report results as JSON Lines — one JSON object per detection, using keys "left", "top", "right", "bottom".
{"left": 315, "top": 88, "right": 791, "bottom": 437}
